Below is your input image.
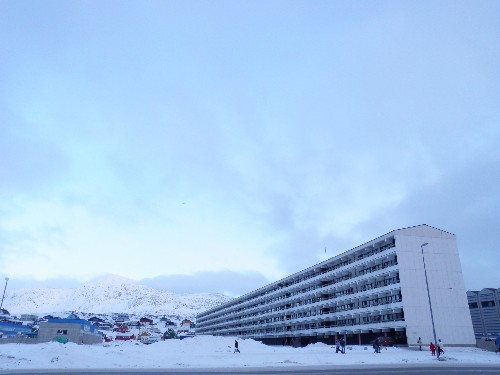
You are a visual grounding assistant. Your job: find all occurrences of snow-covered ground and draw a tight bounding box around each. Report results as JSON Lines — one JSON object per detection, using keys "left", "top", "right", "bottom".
{"left": 1, "top": 336, "right": 499, "bottom": 370}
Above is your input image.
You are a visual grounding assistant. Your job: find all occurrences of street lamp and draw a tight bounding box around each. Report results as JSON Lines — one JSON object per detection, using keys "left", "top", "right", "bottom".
{"left": 420, "top": 243, "right": 439, "bottom": 359}
{"left": 0, "top": 277, "right": 9, "bottom": 311}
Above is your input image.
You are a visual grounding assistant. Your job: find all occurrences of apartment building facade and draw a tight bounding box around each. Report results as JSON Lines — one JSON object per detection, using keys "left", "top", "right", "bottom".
{"left": 467, "top": 288, "right": 500, "bottom": 338}
{"left": 197, "top": 225, "right": 475, "bottom": 347}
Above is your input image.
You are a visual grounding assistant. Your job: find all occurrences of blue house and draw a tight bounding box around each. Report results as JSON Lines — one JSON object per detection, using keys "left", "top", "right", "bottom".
{"left": 0, "top": 321, "right": 33, "bottom": 338}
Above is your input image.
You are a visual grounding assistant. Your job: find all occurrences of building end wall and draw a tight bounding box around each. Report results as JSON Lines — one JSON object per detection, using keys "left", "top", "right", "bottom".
{"left": 396, "top": 227, "right": 475, "bottom": 346}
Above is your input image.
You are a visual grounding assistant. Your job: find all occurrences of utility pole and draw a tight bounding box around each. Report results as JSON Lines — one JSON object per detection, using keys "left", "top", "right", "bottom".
{"left": 0, "top": 277, "right": 9, "bottom": 311}
{"left": 420, "top": 243, "right": 440, "bottom": 359}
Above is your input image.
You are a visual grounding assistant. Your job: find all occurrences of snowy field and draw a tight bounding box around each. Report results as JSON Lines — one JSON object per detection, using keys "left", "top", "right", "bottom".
{"left": 1, "top": 336, "right": 499, "bottom": 371}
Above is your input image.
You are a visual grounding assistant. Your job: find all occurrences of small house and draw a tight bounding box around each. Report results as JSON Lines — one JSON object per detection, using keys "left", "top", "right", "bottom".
{"left": 0, "top": 321, "right": 32, "bottom": 338}
{"left": 43, "top": 315, "right": 59, "bottom": 320}
{"left": 97, "top": 322, "right": 113, "bottom": 330}
{"left": 114, "top": 313, "right": 130, "bottom": 322}
{"left": 140, "top": 317, "right": 154, "bottom": 325}
{"left": 115, "top": 333, "right": 135, "bottom": 341}
{"left": 20, "top": 314, "right": 38, "bottom": 322}
{"left": 88, "top": 316, "right": 105, "bottom": 324}
{"left": 0, "top": 308, "right": 10, "bottom": 320}
{"left": 37, "top": 318, "right": 102, "bottom": 344}
{"left": 124, "top": 320, "right": 140, "bottom": 328}
{"left": 113, "top": 325, "right": 129, "bottom": 333}
{"left": 177, "top": 319, "right": 195, "bottom": 339}
{"left": 139, "top": 331, "right": 160, "bottom": 344}
{"left": 180, "top": 319, "right": 192, "bottom": 329}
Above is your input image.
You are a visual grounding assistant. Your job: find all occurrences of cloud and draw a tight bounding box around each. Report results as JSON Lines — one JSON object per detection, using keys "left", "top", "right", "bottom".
{"left": 140, "top": 270, "right": 271, "bottom": 296}
{"left": 353, "top": 151, "right": 500, "bottom": 291}
{"left": 0, "top": 1, "right": 499, "bottom": 295}
{"left": 2, "top": 276, "right": 82, "bottom": 290}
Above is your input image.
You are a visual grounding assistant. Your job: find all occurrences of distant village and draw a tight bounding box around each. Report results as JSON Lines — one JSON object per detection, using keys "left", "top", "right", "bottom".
{"left": 0, "top": 307, "right": 195, "bottom": 345}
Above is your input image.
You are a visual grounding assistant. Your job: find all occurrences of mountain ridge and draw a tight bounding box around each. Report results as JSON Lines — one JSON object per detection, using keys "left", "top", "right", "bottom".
{"left": 2, "top": 274, "right": 233, "bottom": 319}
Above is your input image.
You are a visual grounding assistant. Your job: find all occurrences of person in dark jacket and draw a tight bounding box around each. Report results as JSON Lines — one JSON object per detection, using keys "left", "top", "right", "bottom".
{"left": 495, "top": 336, "right": 500, "bottom": 354}
{"left": 339, "top": 338, "right": 346, "bottom": 354}
{"left": 234, "top": 340, "right": 240, "bottom": 353}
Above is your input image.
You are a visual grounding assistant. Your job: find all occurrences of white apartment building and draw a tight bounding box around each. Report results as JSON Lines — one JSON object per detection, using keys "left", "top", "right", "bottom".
{"left": 197, "top": 225, "right": 475, "bottom": 347}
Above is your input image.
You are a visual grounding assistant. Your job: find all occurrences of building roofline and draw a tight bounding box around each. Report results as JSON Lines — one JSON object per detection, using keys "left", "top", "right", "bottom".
{"left": 467, "top": 287, "right": 500, "bottom": 293}
{"left": 45, "top": 318, "right": 93, "bottom": 324}
{"left": 201, "top": 224, "right": 452, "bottom": 316}
{"left": 396, "top": 223, "right": 456, "bottom": 237}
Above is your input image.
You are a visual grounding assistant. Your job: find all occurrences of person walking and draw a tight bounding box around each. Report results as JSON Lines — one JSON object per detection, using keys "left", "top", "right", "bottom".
{"left": 373, "top": 338, "right": 381, "bottom": 353}
{"left": 234, "top": 339, "right": 240, "bottom": 353}
{"left": 417, "top": 337, "right": 422, "bottom": 351}
{"left": 437, "top": 339, "right": 444, "bottom": 355}
{"left": 335, "top": 339, "right": 341, "bottom": 353}
{"left": 429, "top": 342, "right": 436, "bottom": 356}
{"left": 495, "top": 336, "right": 500, "bottom": 354}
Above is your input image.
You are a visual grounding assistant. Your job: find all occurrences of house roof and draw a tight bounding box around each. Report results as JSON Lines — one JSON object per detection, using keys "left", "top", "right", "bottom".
{"left": 0, "top": 321, "right": 32, "bottom": 333}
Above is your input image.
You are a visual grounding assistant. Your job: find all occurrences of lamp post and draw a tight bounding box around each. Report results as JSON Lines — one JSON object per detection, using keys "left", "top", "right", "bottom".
{"left": 420, "top": 243, "right": 439, "bottom": 359}
{"left": 0, "top": 277, "right": 9, "bottom": 311}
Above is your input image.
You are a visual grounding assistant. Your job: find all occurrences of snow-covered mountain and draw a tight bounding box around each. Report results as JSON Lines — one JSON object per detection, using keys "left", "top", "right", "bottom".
{"left": 2, "top": 275, "right": 233, "bottom": 320}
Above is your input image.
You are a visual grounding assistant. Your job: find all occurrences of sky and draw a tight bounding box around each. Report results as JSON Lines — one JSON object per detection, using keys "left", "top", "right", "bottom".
{"left": 0, "top": 1, "right": 499, "bottom": 296}
{"left": 1, "top": 337, "right": 499, "bottom": 370}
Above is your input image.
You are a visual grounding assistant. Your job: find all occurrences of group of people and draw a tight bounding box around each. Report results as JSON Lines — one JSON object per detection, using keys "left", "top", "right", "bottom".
{"left": 420, "top": 337, "right": 444, "bottom": 356}
{"left": 335, "top": 338, "right": 346, "bottom": 354}
{"left": 235, "top": 335, "right": 499, "bottom": 356}
{"left": 372, "top": 338, "right": 382, "bottom": 353}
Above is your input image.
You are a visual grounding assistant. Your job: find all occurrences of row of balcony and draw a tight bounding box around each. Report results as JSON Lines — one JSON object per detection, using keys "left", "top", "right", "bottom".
{"left": 233, "top": 288, "right": 402, "bottom": 328}
{"left": 198, "top": 241, "right": 396, "bottom": 321}
{"left": 198, "top": 268, "right": 400, "bottom": 328}
{"left": 200, "top": 314, "right": 406, "bottom": 338}
{"left": 198, "top": 300, "right": 404, "bottom": 335}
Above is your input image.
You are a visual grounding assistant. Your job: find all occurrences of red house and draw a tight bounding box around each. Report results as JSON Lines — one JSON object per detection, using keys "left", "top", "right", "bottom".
{"left": 115, "top": 333, "right": 135, "bottom": 341}
{"left": 113, "top": 325, "right": 129, "bottom": 333}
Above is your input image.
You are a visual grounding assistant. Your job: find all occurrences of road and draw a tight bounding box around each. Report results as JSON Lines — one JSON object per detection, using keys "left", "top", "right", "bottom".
{"left": 1, "top": 365, "right": 500, "bottom": 375}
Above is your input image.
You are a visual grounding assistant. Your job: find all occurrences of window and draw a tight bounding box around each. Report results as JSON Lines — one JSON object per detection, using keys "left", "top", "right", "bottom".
{"left": 468, "top": 302, "right": 478, "bottom": 309}
{"left": 481, "top": 300, "right": 495, "bottom": 308}
{"left": 56, "top": 329, "right": 68, "bottom": 335}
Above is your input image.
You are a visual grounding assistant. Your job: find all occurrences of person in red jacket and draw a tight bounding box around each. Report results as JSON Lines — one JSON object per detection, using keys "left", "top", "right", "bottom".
{"left": 429, "top": 342, "right": 436, "bottom": 356}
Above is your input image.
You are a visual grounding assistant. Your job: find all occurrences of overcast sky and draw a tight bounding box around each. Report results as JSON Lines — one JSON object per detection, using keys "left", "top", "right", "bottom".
{"left": 1, "top": 1, "right": 498, "bottom": 296}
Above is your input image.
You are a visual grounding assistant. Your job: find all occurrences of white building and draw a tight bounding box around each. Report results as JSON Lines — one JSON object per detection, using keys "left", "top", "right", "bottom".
{"left": 197, "top": 225, "right": 475, "bottom": 347}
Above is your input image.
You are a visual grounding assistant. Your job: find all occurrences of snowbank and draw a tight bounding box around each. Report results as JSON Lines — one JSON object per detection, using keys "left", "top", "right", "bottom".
{"left": 0, "top": 336, "right": 499, "bottom": 370}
